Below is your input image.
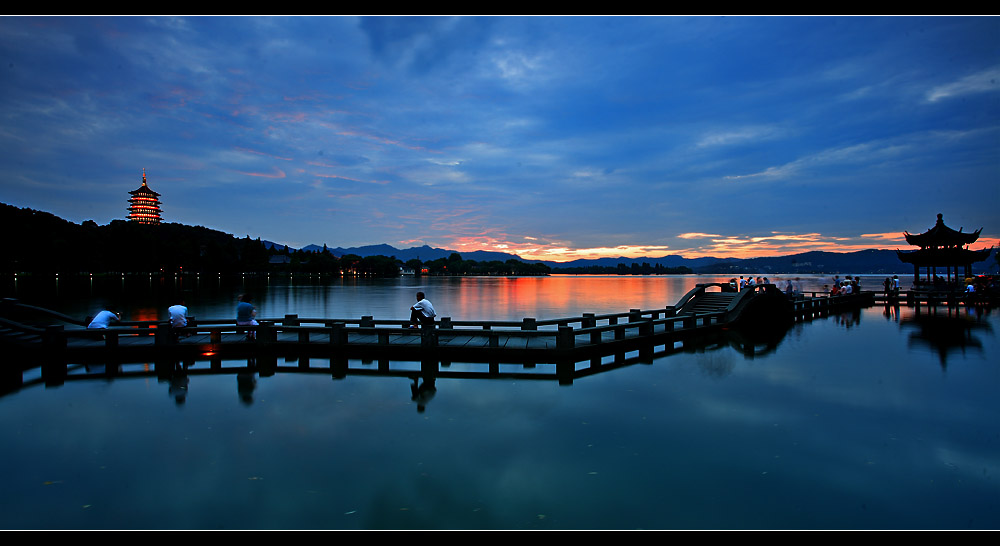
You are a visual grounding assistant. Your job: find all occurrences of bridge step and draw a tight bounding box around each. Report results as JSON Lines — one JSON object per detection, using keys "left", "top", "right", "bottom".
{"left": 687, "top": 292, "right": 736, "bottom": 314}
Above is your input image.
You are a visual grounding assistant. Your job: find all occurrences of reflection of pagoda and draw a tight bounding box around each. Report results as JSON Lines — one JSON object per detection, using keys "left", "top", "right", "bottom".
{"left": 896, "top": 213, "right": 991, "bottom": 286}
{"left": 127, "top": 169, "right": 162, "bottom": 224}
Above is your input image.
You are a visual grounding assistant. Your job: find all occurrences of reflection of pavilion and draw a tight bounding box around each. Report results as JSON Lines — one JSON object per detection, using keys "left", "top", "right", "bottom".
{"left": 896, "top": 213, "right": 991, "bottom": 287}
{"left": 900, "top": 309, "right": 992, "bottom": 370}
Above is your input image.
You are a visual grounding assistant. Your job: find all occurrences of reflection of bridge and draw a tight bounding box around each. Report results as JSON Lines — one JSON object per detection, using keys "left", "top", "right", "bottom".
{"left": 1, "top": 286, "right": 873, "bottom": 388}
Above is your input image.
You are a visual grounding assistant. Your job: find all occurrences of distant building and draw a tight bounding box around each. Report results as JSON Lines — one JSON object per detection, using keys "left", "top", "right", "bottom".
{"left": 896, "top": 213, "right": 991, "bottom": 285}
{"left": 127, "top": 169, "right": 162, "bottom": 224}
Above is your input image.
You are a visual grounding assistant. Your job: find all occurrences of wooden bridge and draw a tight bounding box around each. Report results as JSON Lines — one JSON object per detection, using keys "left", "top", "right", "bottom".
{"left": 1, "top": 285, "right": 874, "bottom": 387}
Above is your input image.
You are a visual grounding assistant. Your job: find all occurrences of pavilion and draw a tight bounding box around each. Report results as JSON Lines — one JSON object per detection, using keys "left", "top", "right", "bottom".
{"left": 896, "top": 213, "right": 991, "bottom": 287}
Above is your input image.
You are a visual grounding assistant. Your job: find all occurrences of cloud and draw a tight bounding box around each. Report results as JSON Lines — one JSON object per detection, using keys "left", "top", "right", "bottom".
{"left": 678, "top": 232, "right": 722, "bottom": 239}
{"left": 926, "top": 65, "right": 1000, "bottom": 103}
{"left": 237, "top": 167, "right": 286, "bottom": 179}
{"left": 721, "top": 131, "right": 965, "bottom": 183}
{"left": 696, "top": 126, "right": 781, "bottom": 148}
{"left": 236, "top": 147, "right": 293, "bottom": 161}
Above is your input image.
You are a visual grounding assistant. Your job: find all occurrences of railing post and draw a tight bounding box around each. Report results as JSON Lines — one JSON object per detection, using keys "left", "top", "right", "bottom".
{"left": 582, "top": 313, "right": 595, "bottom": 328}
{"left": 360, "top": 316, "right": 374, "bottom": 328}
{"left": 284, "top": 314, "right": 299, "bottom": 327}
{"left": 258, "top": 321, "right": 273, "bottom": 344}
{"left": 330, "top": 322, "right": 346, "bottom": 347}
{"left": 628, "top": 309, "right": 641, "bottom": 322}
{"left": 639, "top": 319, "right": 653, "bottom": 361}
{"left": 522, "top": 318, "right": 536, "bottom": 331}
{"left": 440, "top": 317, "right": 452, "bottom": 329}
{"left": 557, "top": 325, "right": 574, "bottom": 351}
{"left": 421, "top": 322, "right": 437, "bottom": 347}
{"left": 155, "top": 321, "right": 171, "bottom": 346}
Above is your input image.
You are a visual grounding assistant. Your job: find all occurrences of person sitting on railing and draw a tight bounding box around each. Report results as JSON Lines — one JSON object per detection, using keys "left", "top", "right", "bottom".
{"left": 409, "top": 291, "right": 436, "bottom": 329}
{"left": 87, "top": 310, "right": 120, "bottom": 329}
{"left": 237, "top": 294, "right": 258, "bottom": 340}
{"left": 168, "top": 300, "right": 190, "bottom": 340}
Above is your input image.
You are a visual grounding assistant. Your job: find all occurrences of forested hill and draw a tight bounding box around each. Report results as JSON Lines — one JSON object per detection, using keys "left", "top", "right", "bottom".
{"left": 1, "top": 202, "right": 276, "bottom": 273}
{"left": 0, "top": 203, "right": 546, "bottom": 276}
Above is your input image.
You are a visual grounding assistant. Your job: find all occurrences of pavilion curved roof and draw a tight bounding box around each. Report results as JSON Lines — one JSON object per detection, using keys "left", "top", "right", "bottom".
{"left": 903, "top": 213, "right": 981, "bottom": 248}
{"left": 896, "top": 246, "right": 992, "bottom": 266}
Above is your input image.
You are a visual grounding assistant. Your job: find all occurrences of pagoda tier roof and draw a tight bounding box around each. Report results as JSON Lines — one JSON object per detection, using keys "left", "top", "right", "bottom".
{"left": 129, "top": 181, "right": 160, "bottom": 197}
{"left": 896, "top": 246, "right": 992, "bottom": 266}
{"left": 904, "top": 213, "right": 981, "bottom": 248}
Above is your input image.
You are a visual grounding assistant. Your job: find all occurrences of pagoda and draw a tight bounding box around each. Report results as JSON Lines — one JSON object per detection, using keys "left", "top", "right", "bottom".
{"left": 896, "top": 213, "right": 991, "bottom": 286}
{"left": 127, "top": 169, "right": 162, "bottom": 224}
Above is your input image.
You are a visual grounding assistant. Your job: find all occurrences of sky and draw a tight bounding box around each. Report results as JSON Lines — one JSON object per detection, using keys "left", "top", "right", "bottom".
{"left": 0, "top": 16, "right": 997, "bottom": 262}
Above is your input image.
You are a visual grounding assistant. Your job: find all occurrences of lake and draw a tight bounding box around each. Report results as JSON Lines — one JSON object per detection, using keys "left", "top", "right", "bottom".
{"left": 0, "top": 274, "right": 997, "bottom": 530}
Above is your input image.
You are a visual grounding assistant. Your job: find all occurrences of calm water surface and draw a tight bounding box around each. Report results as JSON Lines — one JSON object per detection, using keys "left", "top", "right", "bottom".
{"left": 0, "top": 274, "right": 997, "bottom": 529}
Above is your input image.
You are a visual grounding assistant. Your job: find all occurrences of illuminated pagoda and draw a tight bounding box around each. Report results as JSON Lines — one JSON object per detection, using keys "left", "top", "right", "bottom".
{"left": 127, "top": 169, "right": 162, "bottom": 224}
{"left": 896, "top": 213, "right": 991, "bottom": 286}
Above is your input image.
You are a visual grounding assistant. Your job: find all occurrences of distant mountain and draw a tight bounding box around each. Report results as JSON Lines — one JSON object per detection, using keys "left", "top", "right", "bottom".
{"left": 538, "top": 255, "right": 728, "bottom": 270}
{"left": 693, "top": 248, "right": 998, "bottom": 275}
{"left": 300, "top": 243, "right": 997, "bottom": 275}
{"left": 320, "top": 244, "right": 522, "bottom": 264}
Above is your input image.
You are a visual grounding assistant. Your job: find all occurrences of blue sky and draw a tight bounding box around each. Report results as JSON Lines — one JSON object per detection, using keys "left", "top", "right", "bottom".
{"left": 1, "top": 16, "right": 997, "bottom": 261}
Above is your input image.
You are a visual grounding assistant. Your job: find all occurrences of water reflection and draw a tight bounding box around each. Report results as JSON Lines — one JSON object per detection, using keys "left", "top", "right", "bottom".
{"left": 237, "top": 370, "right": 257, "bottom": 406}
{"left": 2, "top": 274, "right": 997, "bottom": 530}
{"left": 3, "top": 318, "right": 800, "bottom": 406}
{"left": 901, "top": 307, "right": 993, "bottom": 370}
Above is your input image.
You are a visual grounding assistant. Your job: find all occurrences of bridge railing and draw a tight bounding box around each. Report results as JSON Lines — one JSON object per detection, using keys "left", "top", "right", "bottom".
{"left": 5, "top": 307, "right": 730, "bottom": 356}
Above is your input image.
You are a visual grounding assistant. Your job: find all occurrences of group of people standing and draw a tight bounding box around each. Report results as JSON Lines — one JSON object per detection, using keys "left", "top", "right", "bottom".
{"left": 881, "top": 275, "right": 901, "bottom": 296}
{"left": 732, "top": 276, "right": 771, "bottom": 291}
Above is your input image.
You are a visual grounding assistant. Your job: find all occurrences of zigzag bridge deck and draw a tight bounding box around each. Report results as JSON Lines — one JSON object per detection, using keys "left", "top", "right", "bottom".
{"left": 1, "top": 284, "right": 879, "bottom": 387}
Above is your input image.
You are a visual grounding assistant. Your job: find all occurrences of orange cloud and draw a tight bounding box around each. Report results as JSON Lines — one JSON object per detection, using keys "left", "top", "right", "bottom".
{"left": 678, "top": 232, "right": 722, "bottom": 239}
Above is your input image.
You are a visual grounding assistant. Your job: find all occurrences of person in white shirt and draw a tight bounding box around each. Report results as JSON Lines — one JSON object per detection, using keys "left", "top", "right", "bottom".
{"left": 88, "top": 310, "right": 120, "bottom": 329}
{"left": 168, "top": 302, "right": 188, "bottom": 328}
{"left": 409, "top": 292, "right": 436, "bottom": 328}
